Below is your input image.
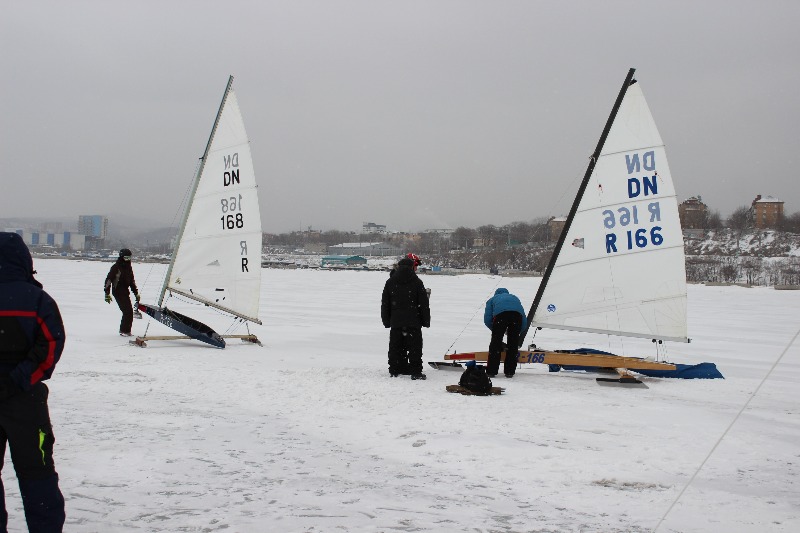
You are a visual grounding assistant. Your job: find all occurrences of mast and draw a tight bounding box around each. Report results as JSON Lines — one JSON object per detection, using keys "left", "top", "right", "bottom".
{"left": 519, "top": 67, "right": 636, "bottom": 346}
{"left": 158, "top": 75, "right": 235, "bottom": 307}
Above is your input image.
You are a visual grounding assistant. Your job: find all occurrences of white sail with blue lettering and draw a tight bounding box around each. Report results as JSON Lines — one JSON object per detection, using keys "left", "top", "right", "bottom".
{"left": 530, "top": 81, "right": 687, "bottom": 342}
{"left": 159, "top": 77, "right": 262, "bottom": 325}
{"left": 431, "top": 71, "right": 722, "bottom": 380}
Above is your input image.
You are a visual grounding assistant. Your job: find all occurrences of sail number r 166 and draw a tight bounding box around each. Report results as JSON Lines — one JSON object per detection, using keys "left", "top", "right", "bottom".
{"left": 606, "top": 227, "right": 663, "bottom": 253}
{"left": 603, "top": 201, "right": 663, "bottom": 253}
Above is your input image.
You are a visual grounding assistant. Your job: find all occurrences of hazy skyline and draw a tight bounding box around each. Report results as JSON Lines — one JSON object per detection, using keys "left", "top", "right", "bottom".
{"left": 2, "top": 1, "right": 798, "bottom": 233}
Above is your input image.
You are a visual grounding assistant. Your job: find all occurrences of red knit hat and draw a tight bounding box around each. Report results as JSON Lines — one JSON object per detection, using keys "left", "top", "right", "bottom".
{"left": 406, "top": 253, "right": 421, "bottom": 270}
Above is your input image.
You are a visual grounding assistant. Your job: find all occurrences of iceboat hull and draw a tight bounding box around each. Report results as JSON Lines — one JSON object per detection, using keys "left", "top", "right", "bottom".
{"left": 138, "top": 303, "right": 226, "bottom": 349}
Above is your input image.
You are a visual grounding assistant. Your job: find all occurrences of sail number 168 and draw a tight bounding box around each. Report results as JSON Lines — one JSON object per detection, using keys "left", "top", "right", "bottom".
{"left": 220, "top": 195, "right": 243, "bottom": 213}
{"left": 220, "top": 195, "right": 245, "bottom": 230}
{"left": 221, "top": 213, "right": 245, "bottom": 230}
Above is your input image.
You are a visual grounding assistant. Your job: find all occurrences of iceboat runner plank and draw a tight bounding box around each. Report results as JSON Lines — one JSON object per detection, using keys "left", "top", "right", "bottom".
{"left": 442, "top": 350, "right": 676, "bottom": 371}
{"left": 131, "top": 334, "right": 261, "bottom": 347}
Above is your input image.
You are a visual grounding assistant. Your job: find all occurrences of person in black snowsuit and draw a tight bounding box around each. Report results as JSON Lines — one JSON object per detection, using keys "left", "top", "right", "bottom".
{"left": 104, "top": 248, "right": 140, "bottom": 336}
{"left": 385, "top": 253, "right": 425, "bottom": 375}
{"left": 0, "top": 232, "right": 66, "bottom": 531}
{"left": 381, "top": 257, "right": 431, "bottom": 380}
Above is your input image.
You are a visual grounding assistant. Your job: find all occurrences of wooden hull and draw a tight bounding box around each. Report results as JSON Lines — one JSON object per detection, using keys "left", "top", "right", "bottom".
{"left": 443, "top": 350, "right": 676, "bottom": 372}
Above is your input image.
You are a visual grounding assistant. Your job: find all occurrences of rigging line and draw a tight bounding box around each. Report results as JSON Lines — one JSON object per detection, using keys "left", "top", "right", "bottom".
{"left": 138, "top": 159, "right": 202, "bottom": 297}
{"left": 526, "top": 326, "right": 539, "bottom": 349}
{"left": 139, "top": 261, "right": 163, "bottom": 300}
{"left": 169, "top": 292, "right": 205, "bottom": 306}
{"left": 444, "top": 277, "right": 503, "bottom": 354}
{"left": 545, "top": 154, "right": 593, "bottom": 226}
{"left": 523, "top": 153, "right": 594, "bottom": 333}
{"left": 167, "top": 291, "right": 249, "bottom": 331}
{"left": 223, "top": 318, "right": 247, "bottom": 335}
{"left": 653, "top": 324, "right": 800, "bottom": 532}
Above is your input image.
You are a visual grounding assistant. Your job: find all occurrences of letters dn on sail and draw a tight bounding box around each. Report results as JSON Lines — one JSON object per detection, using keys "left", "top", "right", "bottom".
{"left": 603, "top": 150, "right": 665, "bottom": 254}
{"left": 220, "top": 152, "right": 246, "bottom": 231}
{"left": 223, "top": 152, "right": 240, "bottom": 186}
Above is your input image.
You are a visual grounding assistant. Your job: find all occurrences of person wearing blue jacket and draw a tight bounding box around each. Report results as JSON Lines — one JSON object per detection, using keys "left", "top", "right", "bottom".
{"left": 0, "top": 232, "right": 66, "bottom": 531}
{"left": 483, "top": 288, "right": 527, "bottom": 378}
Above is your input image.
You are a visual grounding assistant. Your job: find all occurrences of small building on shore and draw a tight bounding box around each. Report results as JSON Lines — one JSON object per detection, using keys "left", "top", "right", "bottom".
{"left": 751, "top": 195, "right": 784, "bottom": 229}
{"left": 327, "top": 242, "right": 400, "bottom": 256}
{"left": 321, "top": 255, "right": 368, "bottom": 268}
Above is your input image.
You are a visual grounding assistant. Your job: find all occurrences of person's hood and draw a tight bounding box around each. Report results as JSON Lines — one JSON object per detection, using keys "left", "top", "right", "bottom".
{"left": 0, "top": 232, "right": 43, "bottom": 287}
{"left": 393, "top": 262, "right": 416, "bottom": 284}
{"left": 494, "top": 288, "right": 509, "bottom": 296}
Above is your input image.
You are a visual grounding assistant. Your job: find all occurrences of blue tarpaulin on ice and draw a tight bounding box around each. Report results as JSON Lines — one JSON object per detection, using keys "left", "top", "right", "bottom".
{"left": 547, "top": 349, "right": 724, "bottom": 379}
{"left": 634, "top": 362, "right": 724, "bottom": 379}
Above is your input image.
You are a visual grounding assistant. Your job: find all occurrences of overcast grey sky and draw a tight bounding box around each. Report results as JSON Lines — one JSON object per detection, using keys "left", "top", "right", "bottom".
{"left": 2, "top": 0, "right": 798, "bottom": 233}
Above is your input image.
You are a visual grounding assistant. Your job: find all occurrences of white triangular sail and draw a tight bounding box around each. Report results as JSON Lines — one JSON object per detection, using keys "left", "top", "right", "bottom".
{"left": 160, "top": 78, "right": 262, "bottom": 324}
{"left": 531, "top": 81, "right": 687, "bottom": 342}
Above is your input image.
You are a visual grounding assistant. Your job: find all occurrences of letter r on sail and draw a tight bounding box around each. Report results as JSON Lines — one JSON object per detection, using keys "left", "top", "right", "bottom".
{"left": 240, "top": 241, "right": 249, "bottom": 272}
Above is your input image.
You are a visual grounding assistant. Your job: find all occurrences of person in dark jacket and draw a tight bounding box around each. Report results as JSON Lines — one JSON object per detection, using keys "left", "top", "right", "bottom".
{"left": 484, "top": 288, "right": 527, "bottom": 378}
{"left": 381, "top": 257, "right": 430, "bottom": 380}
{"left": 104, "top": 248, "right": 139, "bottom": 336}
{"left": 386, "top": 253, "right": 426, "bottom": 375}
{"left": 0, "top": 232, "right": 66, "bottom": 531}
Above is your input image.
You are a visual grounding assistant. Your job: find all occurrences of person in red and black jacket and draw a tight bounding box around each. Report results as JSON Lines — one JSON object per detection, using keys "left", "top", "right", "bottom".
{"left": 104, "top": 248, "right": 139, "bottom": 336}
{"left": 0, "top": 232, "right": 66, "bottom": 531}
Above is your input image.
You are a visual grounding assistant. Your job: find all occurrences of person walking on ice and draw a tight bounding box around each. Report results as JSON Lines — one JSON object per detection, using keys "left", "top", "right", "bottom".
{"left": 0, "top": 232, "right": 66, "bottom": 531}
{"left": 104, "top": 248, "right": 140, "bottom": 336}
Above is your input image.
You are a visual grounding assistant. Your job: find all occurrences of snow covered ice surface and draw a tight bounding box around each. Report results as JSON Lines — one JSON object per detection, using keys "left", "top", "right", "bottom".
{"left": 3, "top": 259, "right": 798, "bottom": 532}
